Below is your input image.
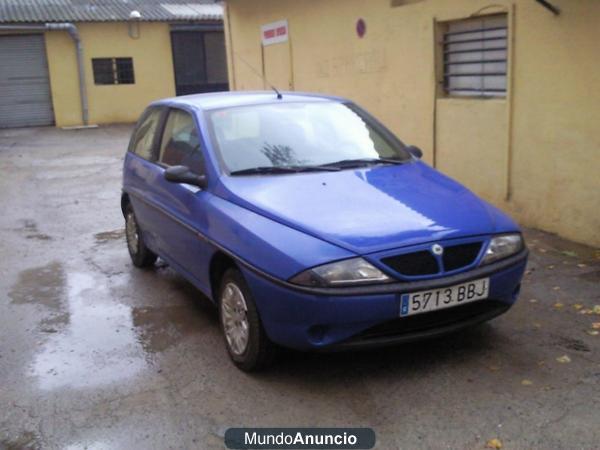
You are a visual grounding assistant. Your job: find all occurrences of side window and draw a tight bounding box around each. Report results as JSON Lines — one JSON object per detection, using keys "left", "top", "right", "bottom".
{"left": 130, "top": 108, "right": 162, "bottom": 160}
{"left": 159, "top": 109, "right": 204, "bottom": 174}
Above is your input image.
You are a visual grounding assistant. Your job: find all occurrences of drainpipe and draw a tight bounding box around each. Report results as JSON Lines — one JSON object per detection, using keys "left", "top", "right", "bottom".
{"left": 0, "top": 23, "right": 89, "bottom": 125}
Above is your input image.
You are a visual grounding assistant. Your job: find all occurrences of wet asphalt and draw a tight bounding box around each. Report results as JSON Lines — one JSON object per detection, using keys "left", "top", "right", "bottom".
{"left": 0, "top": 126, "right": 599, "bottom": 450}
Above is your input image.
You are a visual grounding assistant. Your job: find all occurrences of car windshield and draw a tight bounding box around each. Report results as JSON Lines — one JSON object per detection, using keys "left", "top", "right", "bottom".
{"left": 207, "top": 101, "right": 411, "bottom": 174}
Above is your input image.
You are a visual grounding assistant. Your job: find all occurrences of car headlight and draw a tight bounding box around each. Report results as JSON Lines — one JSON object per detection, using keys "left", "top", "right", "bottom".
{"left": 289, "top": 257, "right": 391, "bottom": 287}
{"left": 481, "top": 234, "right": 524, "bottom": 265}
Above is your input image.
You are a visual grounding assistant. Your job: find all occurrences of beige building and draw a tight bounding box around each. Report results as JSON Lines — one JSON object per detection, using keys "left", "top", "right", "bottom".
{"left": 223, "top": 0, "right": 600, "bottom": 247}
{"left": 0, "top": 0, "right": 227, "bottom": 128}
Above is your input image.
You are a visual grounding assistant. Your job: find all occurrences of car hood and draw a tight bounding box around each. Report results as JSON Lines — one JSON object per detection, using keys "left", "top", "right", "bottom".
{"left": 216, "top": 161, "right": 519, "bottom": 255}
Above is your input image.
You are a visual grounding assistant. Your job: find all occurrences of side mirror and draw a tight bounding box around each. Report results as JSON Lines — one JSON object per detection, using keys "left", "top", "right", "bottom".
{"left": 406, "top": 145, "right": 423, "bottom": 159}
{"left": 164, "top": 165, "right": 207, "bottom": 189}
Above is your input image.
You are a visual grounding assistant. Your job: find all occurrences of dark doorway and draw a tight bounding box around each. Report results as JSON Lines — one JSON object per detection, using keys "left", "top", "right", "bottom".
{"left": 170, "top": 25, "right": 229, "bottom": 96}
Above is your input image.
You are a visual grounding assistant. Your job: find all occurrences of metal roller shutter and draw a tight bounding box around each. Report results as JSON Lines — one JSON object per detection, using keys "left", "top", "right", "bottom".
{"left": 0, "top": 34, "right": 54, "bottom": 128}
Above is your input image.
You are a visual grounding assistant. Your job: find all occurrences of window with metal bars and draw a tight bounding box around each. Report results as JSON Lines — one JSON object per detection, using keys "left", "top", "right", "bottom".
{"left": 92, "top": 57, "right": 135, "bottom": 85}
{"left": 442, "top": 15, "right": 507, "bottom": 97}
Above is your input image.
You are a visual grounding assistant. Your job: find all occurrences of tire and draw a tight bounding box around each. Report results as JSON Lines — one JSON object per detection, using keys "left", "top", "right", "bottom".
{"left": 124, "top": 203, "right": 157, "bottom": 268}
{"left": 219, "top": 268, "right": 276, "bottom": 371}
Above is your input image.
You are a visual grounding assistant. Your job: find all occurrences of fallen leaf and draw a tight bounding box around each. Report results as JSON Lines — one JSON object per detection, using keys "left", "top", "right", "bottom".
{"left": 486, "top": 438, "right": 503, "bottom": 449}
{"left": 592, "top": 322, "right": 600, "bottom": 329}
{"left": 552, "top": 286, "right": 561, "bottom": 291}
{"left": 561, "top": 250, "right": 577, "bottom": 257}
{"left": 593, "top": 305, "right": 600, "bottom": 315}
{"left": 521, "top": 379, "right": 533, "bottom": 386}
{"left": 587, "top": 330, "right": 599, "bottom": 336}
{"left": 539, "top": 248, "right": 547, "bottom": 253}
{"left": 580, "top": 309, "right": 593, "bottom": 315}
{"left": 577, "top": 263, "right": 587, "bottom": 268}
{"left": 547, "top": 265, "right": 555, "bottom": 269}
{"left": 488, "top": 365, "right": 500, "bottom": 372}
{"left": 533, "top": 322, "right": 542, "bottom": 329}
{"left": 573, "top": 304, "right": 583, "bottom": 310}
{"left": 554, "top": 302, "right": 564, "bottom": 309}
{"left": 529, "top": 298, "right": 538, "bottom": 303}
{"left": 556, "top": 355, "right": 571, "bottom": 364}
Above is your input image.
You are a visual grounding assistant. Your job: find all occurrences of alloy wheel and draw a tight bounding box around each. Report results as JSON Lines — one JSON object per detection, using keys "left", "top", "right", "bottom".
{"left": 221, "top": 282, "right": 250, "bottom": 355}
{"left": 125, "top": 211, "right": 139, "bottom": 256}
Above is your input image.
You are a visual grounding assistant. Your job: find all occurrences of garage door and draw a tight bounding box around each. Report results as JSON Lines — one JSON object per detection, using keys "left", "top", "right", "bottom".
{"left": 0, "top": 34, "right": 54, "bottom": 128}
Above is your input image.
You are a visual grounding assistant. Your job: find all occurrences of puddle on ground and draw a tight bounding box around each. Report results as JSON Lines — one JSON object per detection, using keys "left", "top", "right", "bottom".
{"left": 552, "top": 334, "right": 591, "bottom": 353}
{"left": 30, "top": 272, "right": 148, "bottom": 390}
{"left": 9, "top": 262, "right": 66, "bottom": 310}
{"left": 94, "top": 229, "right": 125, "bottom": 244}
{"left": 12, "top": 218, "right": 52, "bottom": 241}
{"left": 132, "top": 305, "right": 213, "bottom": 353}
{"left": 17, "top": 260, "right": 215, "bottom": 390}
{"left": 26, "top": 233, "right": 52, "bottom": 241}
{"left": 39, "top": 312, "right": 70, "bottom": 333}
{"left": 0, "top": 431, "right": 41, "bottom": 450}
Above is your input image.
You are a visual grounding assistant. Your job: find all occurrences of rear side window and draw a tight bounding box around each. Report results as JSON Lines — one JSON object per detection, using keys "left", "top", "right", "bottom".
{"left": 159, "top": 109, "right": 204, "bottom": 175}
{"left": 130, "top": 108, "right": 162, "bottom": 160}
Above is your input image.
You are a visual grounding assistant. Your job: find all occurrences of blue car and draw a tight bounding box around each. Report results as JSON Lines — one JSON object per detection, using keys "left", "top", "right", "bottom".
{"left": 122, "top": 91, "right": 527, "bottom": 371}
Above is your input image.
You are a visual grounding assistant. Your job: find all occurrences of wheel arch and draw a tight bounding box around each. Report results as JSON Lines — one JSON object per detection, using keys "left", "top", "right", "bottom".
{"left": 209, "top": 251, "right": 239, "bottom": 302}
{"left": 121, "top": 192, "right": 130, "bottom": 217}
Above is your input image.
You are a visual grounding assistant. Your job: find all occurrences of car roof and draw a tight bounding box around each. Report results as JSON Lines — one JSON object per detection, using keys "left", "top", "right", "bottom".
{"left": 152, "top": 91, "right": 348, "bottom": 111}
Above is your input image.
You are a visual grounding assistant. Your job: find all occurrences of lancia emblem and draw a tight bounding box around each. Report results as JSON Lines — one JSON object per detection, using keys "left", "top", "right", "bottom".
{"left": 432, "top": 244, "right": 444, "bottom": 255}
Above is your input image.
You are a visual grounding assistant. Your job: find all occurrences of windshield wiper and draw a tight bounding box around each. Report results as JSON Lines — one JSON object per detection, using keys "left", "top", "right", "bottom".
{"left": 319, "top": 157, "right": 404, "bottom": 169}
{"left": 230, "top": 165, "right": 340, "bottom": 176}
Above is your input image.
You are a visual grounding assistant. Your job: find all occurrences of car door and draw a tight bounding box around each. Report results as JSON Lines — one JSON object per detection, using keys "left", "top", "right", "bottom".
{"left": 124, "top": 106, "right": 167, "bottom": 253}
{"left": 151, "top": 108, "right": 213, "bottom": 291}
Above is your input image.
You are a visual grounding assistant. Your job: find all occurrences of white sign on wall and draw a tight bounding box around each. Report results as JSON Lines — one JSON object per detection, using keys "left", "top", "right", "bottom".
{"left": 261, "top": 20, "right": 289, "bottom": 46}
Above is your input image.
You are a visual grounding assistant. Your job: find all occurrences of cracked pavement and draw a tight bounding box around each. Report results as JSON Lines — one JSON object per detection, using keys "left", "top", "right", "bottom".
{"left": 0, "top": 126, "right": 599, "bottom": 449}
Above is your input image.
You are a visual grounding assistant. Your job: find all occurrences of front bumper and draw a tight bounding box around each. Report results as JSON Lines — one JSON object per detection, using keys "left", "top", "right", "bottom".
{"left": 242, "top": 249, "right": 528, "bottom": 350}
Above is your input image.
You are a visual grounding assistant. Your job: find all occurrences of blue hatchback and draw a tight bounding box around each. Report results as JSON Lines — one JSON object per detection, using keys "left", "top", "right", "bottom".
{"left": 122, "top": 91, "right": 528, "bottom": 371}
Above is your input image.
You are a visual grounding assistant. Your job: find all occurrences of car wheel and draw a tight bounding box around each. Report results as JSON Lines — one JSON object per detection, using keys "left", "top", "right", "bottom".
{"left": 219, "top": 268, "right": 276, "bottom": 371}
{"left": 124, "top": 203, "right": 157, "bottom": 268}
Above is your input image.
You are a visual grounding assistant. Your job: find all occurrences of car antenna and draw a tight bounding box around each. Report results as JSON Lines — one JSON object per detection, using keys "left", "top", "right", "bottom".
{"left": 271, "top": 85, "right": 283, "bottom": 100}
{"left": 233, "top": 50, "right": 283, "bottom": 100}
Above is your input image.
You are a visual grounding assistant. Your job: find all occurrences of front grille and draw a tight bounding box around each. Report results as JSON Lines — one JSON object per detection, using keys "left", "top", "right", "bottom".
{"left": 382, "top": 250, "right": 438, "bottom": 276}
{"left": 354, "top": 300, "right": 509, "bottom": 342}
{"left": 381, "top": 241, "right": 484, "bottom": 278}
{"left": 442, "top": 242, "right": 482, "bottom": 271}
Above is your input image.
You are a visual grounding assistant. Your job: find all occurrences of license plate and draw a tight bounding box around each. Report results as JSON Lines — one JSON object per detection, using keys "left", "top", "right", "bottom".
{"left": 399, "top": 278, "right": 489, "bottom": 317}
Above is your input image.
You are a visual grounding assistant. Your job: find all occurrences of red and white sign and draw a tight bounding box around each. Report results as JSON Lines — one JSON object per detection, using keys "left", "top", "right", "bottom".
{"left": 261, "top": 20, "right": 288, "bottom": 46}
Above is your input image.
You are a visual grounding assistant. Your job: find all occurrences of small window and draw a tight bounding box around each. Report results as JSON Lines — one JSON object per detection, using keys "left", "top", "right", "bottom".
{"left": 130, "top": 108, "right": 162, "bottom": 160}
{"left": 442, "top": 15, "right": 507, "bottom": 97}
{"left": 159, "top": 109, "right": 204, "bottom": 174}
{"left": 92, "top": 57, "right": 135, "bottom": 85}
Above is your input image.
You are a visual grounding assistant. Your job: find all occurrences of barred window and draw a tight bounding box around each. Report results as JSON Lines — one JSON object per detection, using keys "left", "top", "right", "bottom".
{"left": 92, "top": 57, "right": 135, "bottom": 85}
{"left": 443, "top": 15, "right": 507, "bottom": 97}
